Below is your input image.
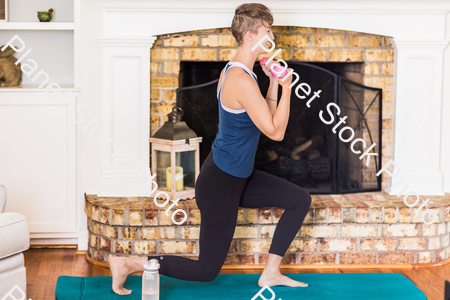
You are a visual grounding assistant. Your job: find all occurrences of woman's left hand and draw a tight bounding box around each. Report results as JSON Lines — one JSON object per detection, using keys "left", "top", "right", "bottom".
{"left": 261, "top": 60, "right": 278, "bottom": 78}
{"left": 261, "top": 60, "right": 283, "bottom": 85}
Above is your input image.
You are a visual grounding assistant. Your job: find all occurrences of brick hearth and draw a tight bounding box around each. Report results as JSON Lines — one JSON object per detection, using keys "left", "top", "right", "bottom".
{"left": 85, "top": 192, "right": 450, "bottom": 265}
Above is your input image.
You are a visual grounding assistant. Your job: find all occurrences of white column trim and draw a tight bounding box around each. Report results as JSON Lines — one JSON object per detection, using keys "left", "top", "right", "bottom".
{"left": 97, "top": 35, "right": 157, "bottom": 196}
{"left": 387, "top": 37, "right": 450, "bottom": 196}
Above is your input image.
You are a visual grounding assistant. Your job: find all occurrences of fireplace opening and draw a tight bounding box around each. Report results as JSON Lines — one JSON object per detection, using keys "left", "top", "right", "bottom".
{"left": 176, "top": 61, "right": 382, "bottom": 194}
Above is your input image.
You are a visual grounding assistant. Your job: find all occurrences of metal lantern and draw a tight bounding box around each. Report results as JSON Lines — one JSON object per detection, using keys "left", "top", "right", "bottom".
{"left": 149, "top": 106, "right": 202, "bottom": 200}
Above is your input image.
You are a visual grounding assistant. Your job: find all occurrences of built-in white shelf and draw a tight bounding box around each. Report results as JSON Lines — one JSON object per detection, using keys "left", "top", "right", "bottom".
{"left": 0, "top": 22, "right": 74, "bottom": 30}
{"left": 0, "top": 84, "right": 80, "bottom": 93}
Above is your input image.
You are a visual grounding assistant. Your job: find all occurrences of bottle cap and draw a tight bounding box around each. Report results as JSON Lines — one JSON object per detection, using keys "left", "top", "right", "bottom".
{"left": 143, "top": 258, "right": 160, "bottom": 271}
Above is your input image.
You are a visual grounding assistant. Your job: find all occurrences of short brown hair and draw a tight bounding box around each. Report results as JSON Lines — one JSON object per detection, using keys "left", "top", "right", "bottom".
{"left": 231, "top": 3, "right": 274, "bottom": 47}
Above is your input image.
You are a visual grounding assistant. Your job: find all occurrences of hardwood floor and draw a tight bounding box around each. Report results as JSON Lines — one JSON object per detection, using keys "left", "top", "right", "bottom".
{"left": 24, "top": 248, "right": 448, "bottom": 300}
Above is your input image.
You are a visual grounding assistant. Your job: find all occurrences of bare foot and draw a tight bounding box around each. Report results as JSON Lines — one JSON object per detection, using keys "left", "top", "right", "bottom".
{"left": 109, "top": 255, "right": 132, "bottom": 295}
{"left": 258, "top": 269, "right": 308, "bottom": 287}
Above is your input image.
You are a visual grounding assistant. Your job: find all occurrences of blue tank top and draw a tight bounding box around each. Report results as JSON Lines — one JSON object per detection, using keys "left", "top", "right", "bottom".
{"left": 211, "top": 61, "right": 261, "bottom": 178}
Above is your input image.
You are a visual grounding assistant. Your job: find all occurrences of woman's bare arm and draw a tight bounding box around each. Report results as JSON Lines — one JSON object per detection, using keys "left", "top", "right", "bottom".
{"left": 233, "top": 69, "right": 293, "bottom": 141}
{"left": 265, "top": 78, "right": 278, "bottom": 114}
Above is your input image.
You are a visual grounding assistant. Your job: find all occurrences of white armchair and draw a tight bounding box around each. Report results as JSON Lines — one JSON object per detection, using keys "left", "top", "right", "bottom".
{"left": 0, "top": 185, "right": 30, "bottom": 298}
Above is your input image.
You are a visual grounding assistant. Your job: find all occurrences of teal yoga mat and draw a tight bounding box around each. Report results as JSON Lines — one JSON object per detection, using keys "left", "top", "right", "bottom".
{"left": 55, "top": 273, "right": 426, "bottom": 300}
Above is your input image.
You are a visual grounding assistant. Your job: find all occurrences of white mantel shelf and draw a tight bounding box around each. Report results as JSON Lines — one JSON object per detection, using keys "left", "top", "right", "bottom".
{"left": 95, "top": 0, "right": 450, "bottom": 38}
{"left": 0, "top": 85, "right": 80, "bottom": 93}
{"left": 96, "top": 0, "right": 450, "bottom": 12}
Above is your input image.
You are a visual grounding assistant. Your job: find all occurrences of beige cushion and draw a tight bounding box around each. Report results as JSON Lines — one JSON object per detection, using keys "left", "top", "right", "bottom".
{"left": 0, "top": 185, "right": 6, "bottom": 213}
{"left": 0, "top": 253, "right": 24, "bottom": 274}
{"left": 0, "top": 213, "right": 30, "bottom": 260}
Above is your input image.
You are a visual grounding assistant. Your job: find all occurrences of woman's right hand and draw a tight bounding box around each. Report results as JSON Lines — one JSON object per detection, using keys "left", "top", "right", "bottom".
{"left": 275, "top": 68, "right": 293, "bottom": 89}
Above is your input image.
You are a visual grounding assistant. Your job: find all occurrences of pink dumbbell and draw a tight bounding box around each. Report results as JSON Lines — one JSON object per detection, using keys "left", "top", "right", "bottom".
{"left": 259, "top": 57, "right": 288, "bottom": 79}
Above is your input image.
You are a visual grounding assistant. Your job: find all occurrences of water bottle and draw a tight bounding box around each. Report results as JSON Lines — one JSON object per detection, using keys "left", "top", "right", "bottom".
{"left": 141, "top": 258, "right": 160, "bottom": 300}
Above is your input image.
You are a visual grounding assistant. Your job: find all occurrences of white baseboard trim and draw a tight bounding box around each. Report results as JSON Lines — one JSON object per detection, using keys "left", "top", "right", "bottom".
{"left": 30, "top": 238, "right": 78, "bottom": 245}
{"left": 77, "top": 230, "right": 89, "bottom": 250}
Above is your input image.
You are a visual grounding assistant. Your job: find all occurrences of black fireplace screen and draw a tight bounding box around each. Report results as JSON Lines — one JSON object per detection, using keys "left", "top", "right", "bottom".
{"left": 176, "top": 61, "right": 382, "bottom": 194}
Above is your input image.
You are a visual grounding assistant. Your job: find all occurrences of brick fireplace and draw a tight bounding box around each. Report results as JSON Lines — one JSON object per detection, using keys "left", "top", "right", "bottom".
{"left": 87, "top": 0, "right": 450, "bottom": 264}
{"left": 87, "top": 26, "right": 450, "bottom": 266}
{"left": 163, "top": 27, "right": 386, "bottom": 194}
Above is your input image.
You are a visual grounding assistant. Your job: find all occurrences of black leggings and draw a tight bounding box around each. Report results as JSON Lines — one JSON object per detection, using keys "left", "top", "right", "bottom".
{"left": 148, "top": 150, "right": 312, "bottom": 282}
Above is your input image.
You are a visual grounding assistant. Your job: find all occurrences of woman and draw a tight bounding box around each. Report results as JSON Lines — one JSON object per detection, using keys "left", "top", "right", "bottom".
{"left": 109, "top": 3, "right": 312, "bottom": 295}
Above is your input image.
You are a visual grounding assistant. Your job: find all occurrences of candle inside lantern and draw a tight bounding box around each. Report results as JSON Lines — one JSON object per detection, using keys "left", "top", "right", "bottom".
{"left": 166, "top": 166, "right": 184, "bottom": 191}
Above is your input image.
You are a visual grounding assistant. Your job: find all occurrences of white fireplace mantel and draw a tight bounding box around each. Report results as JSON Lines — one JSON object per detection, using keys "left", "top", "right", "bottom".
{"left": 95, "top": 0, "right": 450, "bottom": 38}
{"left": 93, "top": 0, "right": 450, "bottom": 196}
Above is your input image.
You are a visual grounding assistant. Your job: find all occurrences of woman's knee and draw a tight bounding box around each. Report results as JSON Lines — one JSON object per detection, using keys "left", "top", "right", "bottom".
{"left": 305, "top": 192, "right": 312, "bottom": 210}
{"left": 200, "top": 266, "right": 221, "bottom": 282}
{"left": 292, "top": 188, "right": 312, "bottom": 211}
